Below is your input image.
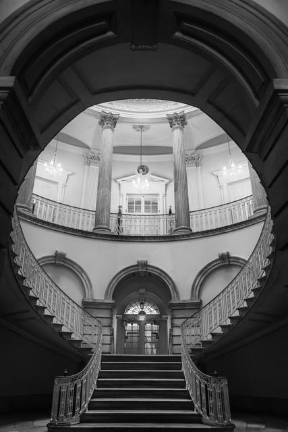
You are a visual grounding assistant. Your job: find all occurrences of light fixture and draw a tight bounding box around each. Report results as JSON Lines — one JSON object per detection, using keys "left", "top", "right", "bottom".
{"left": 138, "top": 300, "right": 146, "bottom": 321}
{"left": 221, "top": 135, "right": 243, "bottom": 177}
{"left": 132, "top": 125, "right": 150, "bottom": 192}
{"left": 44, "top": 135, "right": 63, "bottom": 176}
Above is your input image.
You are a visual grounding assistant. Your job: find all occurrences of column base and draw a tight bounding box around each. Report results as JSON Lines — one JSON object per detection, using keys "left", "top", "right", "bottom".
{"left": 173, "top": 226, "right": 192, "bottom": 235}
{"left": 93, "top": 225, "right": 111, "bottom": 234}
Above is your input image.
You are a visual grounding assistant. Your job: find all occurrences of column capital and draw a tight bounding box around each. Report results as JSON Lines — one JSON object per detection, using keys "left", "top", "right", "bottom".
{"left": 167, "top": 112, "right": 187, "bottom": 130}
{"left": 99, "top": 111, "right": 119, "bottom": 131}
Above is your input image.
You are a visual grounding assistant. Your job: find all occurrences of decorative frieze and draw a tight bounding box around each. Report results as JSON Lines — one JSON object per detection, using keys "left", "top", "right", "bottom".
{"left": 167, "top": 112, "right": 187, "bottom": 130}
{"left": 83, "top": 149, "right": 101, "bottom": 166}
{"left": 99, "top": 111, "right": 119, "bottom": 130}
{"left": 185, "top": 151, "right": 201, "bottom": 167}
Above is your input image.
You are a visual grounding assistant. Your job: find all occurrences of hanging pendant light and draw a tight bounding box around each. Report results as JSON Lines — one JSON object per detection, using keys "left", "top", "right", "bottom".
{"left": 44, "top": 135, "right": 63, "bottom": 176}
{"left": 221, "top": 135, "right": 243, "bottom": 177}
{"left": 132, "top": 125, "right": 150, "bottom": 192}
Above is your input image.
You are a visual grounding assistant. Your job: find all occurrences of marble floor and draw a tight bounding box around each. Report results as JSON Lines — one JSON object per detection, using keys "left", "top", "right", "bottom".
{"left": 0, "top": 413, "right": 287, "bottom": 432}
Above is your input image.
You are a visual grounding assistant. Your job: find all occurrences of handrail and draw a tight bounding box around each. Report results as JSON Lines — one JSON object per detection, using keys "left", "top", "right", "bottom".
{"left": 181, "top": 341, "right": 231, "bottom": 425}
{"left": 10, "top": 207, "right": 103, "bottom": 425}
{"left": 180, "top": 209, "right": 273, "bottom": 425}
{"left": 31, "top": 193, "right": 256, "bottom": 235}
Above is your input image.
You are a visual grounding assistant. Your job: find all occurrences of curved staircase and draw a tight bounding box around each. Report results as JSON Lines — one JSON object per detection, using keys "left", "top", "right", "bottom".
{"left": 10, "top": 209, "right": 99, "bottom": 357}
{"left": 181, "top": 209, "right": 274, "bottom": 359}
{"left": 8, "top": 206, "right": 275, "bottom": 429}
{"left": 48, "top": 354, "right": 233, "bottom": 431}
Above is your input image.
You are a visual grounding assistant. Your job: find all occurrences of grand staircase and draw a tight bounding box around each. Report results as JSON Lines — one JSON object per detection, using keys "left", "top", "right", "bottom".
{"left": 48, "top": 354, "right": 233, "bottom": 431}
{"left": 10, "top": 207, "right": 274, "bottom": 429}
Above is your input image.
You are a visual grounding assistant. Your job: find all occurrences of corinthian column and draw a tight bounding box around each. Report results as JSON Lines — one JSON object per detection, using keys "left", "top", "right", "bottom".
{"left": 167, "top": 112, "right": 191, "bottom": 234}
{"left": 94, "top": 112, "right": 119, "bottom": 233}
{"left": 17, "top": 161, "right": 37, "bottom": 211}
{"left": 248, "top": 162, "right": 268, "bottom": 214}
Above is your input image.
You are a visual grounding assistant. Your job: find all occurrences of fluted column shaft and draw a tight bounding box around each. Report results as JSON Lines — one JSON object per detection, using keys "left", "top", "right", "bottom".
{"left": 248, "top": 162, "right": 268, "bottom": 214}
{"left": 167, "top": 113, "right": 191, "bottom": 233}
{"left": 94, "top": 112, "right": 119, "bottom": 232}
{"left": 17, "top": 161, "right": 37, "bottom": 211}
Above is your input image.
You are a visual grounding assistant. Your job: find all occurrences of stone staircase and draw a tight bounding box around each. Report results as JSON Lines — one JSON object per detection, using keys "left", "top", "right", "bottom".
{"left": 48, "top": 354, "right": 234, "bottom": 431}
{"left": 10, "top": 212, "right": 97, "bottom": 358}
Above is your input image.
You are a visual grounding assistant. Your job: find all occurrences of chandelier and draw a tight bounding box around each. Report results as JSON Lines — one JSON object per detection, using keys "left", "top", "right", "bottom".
{"left": 221, "top": 135, "right": 243, "bottom": 177}
{"left": 132, "top": 125, "right": 150, "bottom": 192}
{"left": 44, "top": 136, "right": 63, "bottom": 176}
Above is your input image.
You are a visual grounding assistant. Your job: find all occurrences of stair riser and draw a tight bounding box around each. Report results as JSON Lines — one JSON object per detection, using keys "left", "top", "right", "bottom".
{"left": 97, "top": 380, "right": 186, "bottom": 389}
{"left": 82, "top": 413, "right": 201, "bottom": 423}
{"left": 99, "top": 371, "right": 183, "bottom": 379}
{"left": 93, "top": 389, "right": 190, "bottom": 399}
{"left": 102, "top": 355, "right": 181, "bottom": 363}
{"left": 101, "top": 362, "right": 182, "bottom": 370}
{"left": 88, "top": 400, "right": 193, "bottom": 410}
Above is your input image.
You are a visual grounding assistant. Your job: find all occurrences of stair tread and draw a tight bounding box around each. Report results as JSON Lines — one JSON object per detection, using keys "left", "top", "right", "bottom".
{"left": 101, "top": 369, "right": 182, "bottom": 372}
{"left": 102, "top": 362, "right": 181, "bottom": 364}
{"left": 98, "top": 378, "right": 185, "bottom": 381}
{"left": 90, "top": 398, "right": 191, "bottom": 402}
{"left": 94, "top": 388, "right": 187, "bottom": 390}
{"left": 86, "top": 410, "right": 197, "bottom": 414}
{"left": 72, "top": 423, "right": 217, "bottom": 429}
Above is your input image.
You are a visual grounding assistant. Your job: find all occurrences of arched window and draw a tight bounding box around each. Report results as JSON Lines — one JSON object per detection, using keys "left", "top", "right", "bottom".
{"left": 124, "top": 301, "right": 160, "bottom": 315}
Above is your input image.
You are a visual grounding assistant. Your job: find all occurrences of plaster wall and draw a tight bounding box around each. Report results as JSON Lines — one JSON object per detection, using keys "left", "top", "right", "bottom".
{"left": 20, "top": 219, "right": 263, "bottom": 302}
{"left": 43, "top": 263, "right": 85, "bottom": 305}
{"left": 200, "top": 264, "right": 241, "bottom": 306}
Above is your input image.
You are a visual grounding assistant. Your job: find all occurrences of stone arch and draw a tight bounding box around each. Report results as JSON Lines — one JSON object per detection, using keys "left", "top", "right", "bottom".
{"left": 38, "top": 251, "right": 93, "bottom": 300}
{"left": 191, "top": 254, "right": 247, "bottom": 301}
{"left": 105, "top": 262, "right": 179, "bottom": 302}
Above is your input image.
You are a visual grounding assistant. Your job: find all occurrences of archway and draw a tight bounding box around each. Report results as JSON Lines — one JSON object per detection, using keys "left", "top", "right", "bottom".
{"left": 110, "top": 264, "right": 175, "bottom": 354}
{"left": 1, "top": 0, "right": 288, "bottom": 417}
{"left": 38, "top": 251, "right": 93, "bottom": 302}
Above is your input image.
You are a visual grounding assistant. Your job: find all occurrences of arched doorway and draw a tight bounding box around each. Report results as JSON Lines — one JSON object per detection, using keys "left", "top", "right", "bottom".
{"left": 123, "top": 300, "right": 161, "bottom": 355}
{"left": 110, "top": 267, "right": 174, "bottom": 355}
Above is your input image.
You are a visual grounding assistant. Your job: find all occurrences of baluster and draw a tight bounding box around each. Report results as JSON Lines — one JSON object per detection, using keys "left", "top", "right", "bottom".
{"left": 58, "top": 384, "right": 68, "bottom": 422}
{"left": 222, "top": 381, "right": 231, "bottom": 423}
{"left": 201, "top": 382, "right": 207, "bottom": 419}
{"left": 74, "top": 380, "right": 82, "bottom": 418}
{"left": 66, "top": 382, "right": 75, "bottom": 420}
{"left": 51, "top": 380, "right": 61, "bottom": 422}
{"left": 216, "top": 384, "right": 224, "bottom": 423}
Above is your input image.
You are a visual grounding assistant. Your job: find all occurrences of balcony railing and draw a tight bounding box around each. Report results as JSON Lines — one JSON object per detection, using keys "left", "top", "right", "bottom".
{"left": 31, "top": 194, "right": 256, "bottom": 236}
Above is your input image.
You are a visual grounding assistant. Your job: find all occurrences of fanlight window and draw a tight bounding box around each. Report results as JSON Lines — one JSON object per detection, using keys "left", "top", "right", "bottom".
{"left": 124, "top": 301, "right": 160, "bottom": 315}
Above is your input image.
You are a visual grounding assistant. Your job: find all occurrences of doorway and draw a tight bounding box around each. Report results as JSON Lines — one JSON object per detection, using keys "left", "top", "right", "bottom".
{"left": 123, "top": 300, "right": 160, "bottom": 355}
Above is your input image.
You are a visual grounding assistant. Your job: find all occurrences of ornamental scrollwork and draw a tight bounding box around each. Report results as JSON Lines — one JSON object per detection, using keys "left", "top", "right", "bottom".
{"left": 167, "top": 112, "right": 187, "bottom": 129}
{"left": 99, "top": 111, "right": 119, "bottom": 130}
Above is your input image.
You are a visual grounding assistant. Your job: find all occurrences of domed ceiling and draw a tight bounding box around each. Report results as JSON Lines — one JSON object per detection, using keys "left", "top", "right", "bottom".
{"left": 60, "top": 99, "right": 227, "bottom": 156}
{"left": 94, "top": 99, "right": 194, "bottom": 119}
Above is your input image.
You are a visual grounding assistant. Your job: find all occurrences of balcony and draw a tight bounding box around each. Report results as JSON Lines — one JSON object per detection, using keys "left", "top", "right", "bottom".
{"left": 31, "top": 194, "right": 256, "bottom": 236}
